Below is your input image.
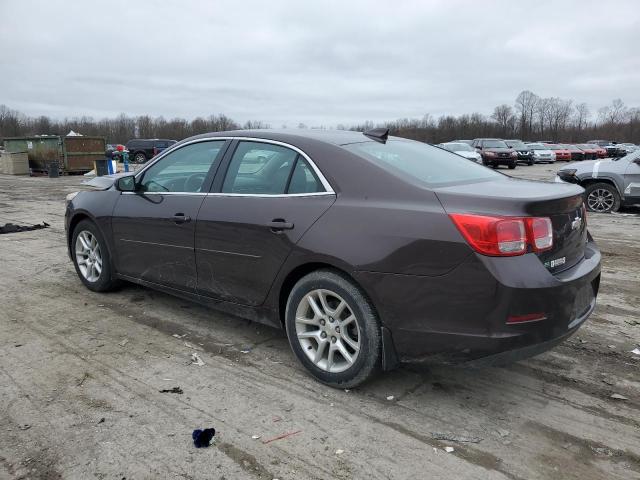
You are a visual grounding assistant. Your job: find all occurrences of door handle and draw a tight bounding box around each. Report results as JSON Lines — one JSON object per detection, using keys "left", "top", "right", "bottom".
{"left": 265, "top": 219, "right": 294, "bottom": 231}
{"left": 173, "top": 213, "right": 191, "bottom": 224}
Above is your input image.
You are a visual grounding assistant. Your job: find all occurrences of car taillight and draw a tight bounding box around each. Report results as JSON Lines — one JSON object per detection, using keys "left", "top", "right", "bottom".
{"left": 449, "top": 214, "right": 554, "bottom": 257}
{"left": 528, "top": 217, "right": 553, "bottom": 251}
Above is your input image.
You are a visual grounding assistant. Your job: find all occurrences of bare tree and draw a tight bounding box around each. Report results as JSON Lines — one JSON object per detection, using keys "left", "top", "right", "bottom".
{"left": 515, "top": 90, "right": 539, "bottom": 139}
{"left": 573, "top": 103, "right": 590, "bottom": 132}
{"left": 491, "top": 104, "right": 515, "bottom": 137}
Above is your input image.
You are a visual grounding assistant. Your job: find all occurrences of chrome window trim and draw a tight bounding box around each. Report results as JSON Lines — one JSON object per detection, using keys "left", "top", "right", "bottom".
{"left": 121, "top": 191, "right": 334, "bottom": 198}
{"left": 131, "top": 136, "right": 335, "bottom": 196}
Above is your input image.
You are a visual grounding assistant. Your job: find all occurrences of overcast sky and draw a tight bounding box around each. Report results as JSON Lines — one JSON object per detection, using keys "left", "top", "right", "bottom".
{"left": 1, "top": 0, "right": 639, "bottom": 127}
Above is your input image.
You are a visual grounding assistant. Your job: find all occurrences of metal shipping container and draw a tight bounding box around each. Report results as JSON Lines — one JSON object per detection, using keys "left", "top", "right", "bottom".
{"left": 2, "top": 135, "right": 106, "bottom": 173}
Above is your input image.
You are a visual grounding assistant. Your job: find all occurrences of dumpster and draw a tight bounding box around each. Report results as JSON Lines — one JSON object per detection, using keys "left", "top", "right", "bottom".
{"left": 3, "top": 136, "right": 60, "bottom": 172}
{"left": 3, "top": 135, "right": 106, "bottom": 173}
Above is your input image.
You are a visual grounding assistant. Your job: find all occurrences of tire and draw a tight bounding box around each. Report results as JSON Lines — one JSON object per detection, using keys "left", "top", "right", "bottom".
{"left": 133, "top": 152, "right": 147, "bottom": 164}
{"left": 508, "top": 162, "right": 516, "bottom": 169}
{"left": 285, "top": 269, "right": 382, "bottom": 388}
{"left": 584, "top": 183, "right": 621, "bottom": 213}
{"left": 71, "top": 219, "right": 120, "bottom": 292}
{"left": 528, "top": 159, "right": 534, "bottom": 166}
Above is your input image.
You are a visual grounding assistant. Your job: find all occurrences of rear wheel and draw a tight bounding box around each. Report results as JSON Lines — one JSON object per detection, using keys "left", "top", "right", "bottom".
{"left": 584, "top": 183, "right": 620, "bottom": 213}
{"left": 133, "top": 152, "right": 147, "bottom": 164}
{"left": 71, "top": 220, "right": 120, "bottom": 291}
{"left": 285, "top": 269, "right": 381, "bottom": 388}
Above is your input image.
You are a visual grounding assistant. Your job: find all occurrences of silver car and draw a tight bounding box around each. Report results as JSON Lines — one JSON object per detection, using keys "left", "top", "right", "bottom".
{"left": 556, "top": 150, "right": 640, "bottom": 212}
{"left": 437, "top": 142, "right": 483, "bottom": 163}
{"left": 526, "top": 143, "right": 557, "bottom": 164}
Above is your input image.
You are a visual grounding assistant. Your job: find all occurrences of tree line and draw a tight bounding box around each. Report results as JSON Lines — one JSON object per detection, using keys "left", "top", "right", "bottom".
{"left": 1, "top": 90, "right": 639, "bottom": 145}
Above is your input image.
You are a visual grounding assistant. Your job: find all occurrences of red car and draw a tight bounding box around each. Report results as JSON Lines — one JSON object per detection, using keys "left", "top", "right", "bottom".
{"left": 585, "top": 144, "right": 607, "bottom": 158}
{"left": 546, "top": 144, "right": 571, "bottom": 161}
{"left": 577, "top": 144, "right": 599, "bottom": 160}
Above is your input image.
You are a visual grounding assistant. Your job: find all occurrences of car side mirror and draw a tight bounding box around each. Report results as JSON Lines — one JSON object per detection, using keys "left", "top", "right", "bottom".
{"left": 115, "top": 175, "right": 137, "bottom": 192}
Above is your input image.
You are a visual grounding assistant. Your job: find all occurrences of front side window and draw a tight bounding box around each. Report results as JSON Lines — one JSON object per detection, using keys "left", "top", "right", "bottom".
{"left": 139, "top": 140, "right": 224, "bottom": 193}
{"left": 222, "top": 141, "right": 299, "bottom": 194}
{"left": 344, "top": 139, "right": 501, "bottom": 187}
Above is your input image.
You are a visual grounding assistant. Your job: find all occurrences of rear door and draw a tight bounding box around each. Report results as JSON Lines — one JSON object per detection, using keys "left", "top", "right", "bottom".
{"left": 195, "top": 139, "right": 335, "bottom": 305}
{"left": 111, "top": 140, "right": 228, "bottom": 291}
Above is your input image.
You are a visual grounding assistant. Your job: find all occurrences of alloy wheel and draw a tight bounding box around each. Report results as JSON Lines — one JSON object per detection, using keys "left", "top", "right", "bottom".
{"left": 295, "top": 289, "right": 360, "bottom": 373}
{"left": 587, "top": 188, "right": 615, "bottom": 212}
{"left": 75, "top": 230, "right": 102, "bottom": 282}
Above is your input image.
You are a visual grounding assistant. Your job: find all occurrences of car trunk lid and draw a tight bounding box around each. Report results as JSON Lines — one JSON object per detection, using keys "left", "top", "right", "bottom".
{"left": 434, "top": 177, "right": 587, "bottom": 273}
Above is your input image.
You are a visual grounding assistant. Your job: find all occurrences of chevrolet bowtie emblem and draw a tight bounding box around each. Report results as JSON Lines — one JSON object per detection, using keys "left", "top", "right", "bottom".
{"left": 571, "top": 216, "right": 582, "bottom": 230}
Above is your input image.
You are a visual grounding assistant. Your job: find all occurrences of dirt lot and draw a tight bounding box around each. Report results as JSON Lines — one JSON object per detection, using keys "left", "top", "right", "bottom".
{"left": 1, "top": 163, "right": 638, "bottom": 480}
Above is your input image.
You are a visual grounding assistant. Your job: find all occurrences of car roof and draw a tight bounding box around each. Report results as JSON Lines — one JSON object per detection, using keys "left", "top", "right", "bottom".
{"left": 186, "top": 129, "right": 386, "bottom": 147}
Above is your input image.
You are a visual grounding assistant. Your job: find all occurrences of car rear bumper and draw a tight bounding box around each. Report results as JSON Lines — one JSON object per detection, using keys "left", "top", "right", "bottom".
{"left": 356, "top": 238, "right": 601, "bottom": 365}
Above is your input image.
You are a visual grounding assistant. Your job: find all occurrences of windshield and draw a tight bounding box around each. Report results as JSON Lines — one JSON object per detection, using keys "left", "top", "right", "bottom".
{"left": 344, "top": 140, "right": 501, "bottom": 187}
{"left": 483, "top": 140, "right": 508, "bottom": 148}
{"left": 505, "top": 141, "right": 526, "bottom": 149}
{"left": 442, "top": 143, "right": 474, "bottom": 152}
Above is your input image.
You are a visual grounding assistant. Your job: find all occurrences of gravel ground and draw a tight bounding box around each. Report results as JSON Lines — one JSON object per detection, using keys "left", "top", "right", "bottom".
{"left": 1, "top": 163, "right": 638, "bottom": 480}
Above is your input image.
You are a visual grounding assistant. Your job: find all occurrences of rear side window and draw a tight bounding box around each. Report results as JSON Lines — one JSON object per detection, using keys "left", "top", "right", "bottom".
{"left": 155, "top": 141, "right": 170, "bottom": 148}
{"left": 222, "top": 141, "right": 298, "bottom": 194}
{"left": 287, "top": 157, "right": 324, "bottom": 194}
{"left": 344, "top": 140, "right": 501, "bottom": 187}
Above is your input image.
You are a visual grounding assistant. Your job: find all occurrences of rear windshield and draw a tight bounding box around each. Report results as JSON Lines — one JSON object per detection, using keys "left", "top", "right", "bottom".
{"left": 344, "top": 140, "right": 501, "bottom": 187}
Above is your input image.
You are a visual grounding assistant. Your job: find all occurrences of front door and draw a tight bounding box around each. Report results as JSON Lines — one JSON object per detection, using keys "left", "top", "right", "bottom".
{"left": 195, "top": 140, "right": 335, "bottom": 305}
{"left": 111, "top": 140, "right": 228, "bottom": 292}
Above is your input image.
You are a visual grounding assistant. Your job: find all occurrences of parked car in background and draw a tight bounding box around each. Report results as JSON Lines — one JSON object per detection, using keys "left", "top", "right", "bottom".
{"left": 586, "top": 144, "right": 607, "bottom": 158}
{"left": 125, "top": 139, "right": 178, "bottom": 163}
{"left": 504, "top": 140, "right": 534, "bottom": 165}
{"left": 471, "top": 138, "right": 518, "bottom": 169}
{"left": 526, "top": 143, "right": 556, "bottom": 163}
{"left": 545, "top": 144, "right": 572, "bottom": 162}
{"left": 438, "top": 142, "right": 482, "bottom": 163}
{"left": 561, "top": 144, "right": 586, "bottom": 162}
{"left": 577, "top": 144, "right": 599, "bottom": 160}
{"left": 65, "top": 128, "right": 601, "bottom": 387}
{"left": 556, "top": 150, "right": 640, "bottom": 212}
{"left": 603, "top": 144, "right": 625, "bottom": 158}
{"left": 616, "top": 143, "right": 638, "bottom": 154}
{"left": 587, "top": 140, "right": 612, "bottom": 147}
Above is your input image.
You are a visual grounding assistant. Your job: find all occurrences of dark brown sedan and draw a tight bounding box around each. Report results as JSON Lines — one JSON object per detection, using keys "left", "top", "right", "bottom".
{"left": 65, "top": 129, "right": 601, "bottom": 387}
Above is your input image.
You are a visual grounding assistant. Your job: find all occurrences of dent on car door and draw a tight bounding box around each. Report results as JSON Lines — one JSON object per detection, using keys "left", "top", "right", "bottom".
{"left": 195, "top": 140, "right": 335, "bottom": 306}
{"left": 111, "top": 140, "right": 227, "bottom": 291}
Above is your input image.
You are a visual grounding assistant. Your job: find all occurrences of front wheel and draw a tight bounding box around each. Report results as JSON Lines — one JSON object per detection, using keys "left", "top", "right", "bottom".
{"left": 508, "top": 162, "right": 516, "bottom": 169}
{"left": 528, "top": 159, "right": 534, "bottom": 166}
{"left": 285, "top": 270, "right": 382, "bottom": 388}
{"left": 71, "top": 220, "right": 120, "bottom": 292}
{"left": 584, "top": 183, "right": 621, "bottom": 213}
